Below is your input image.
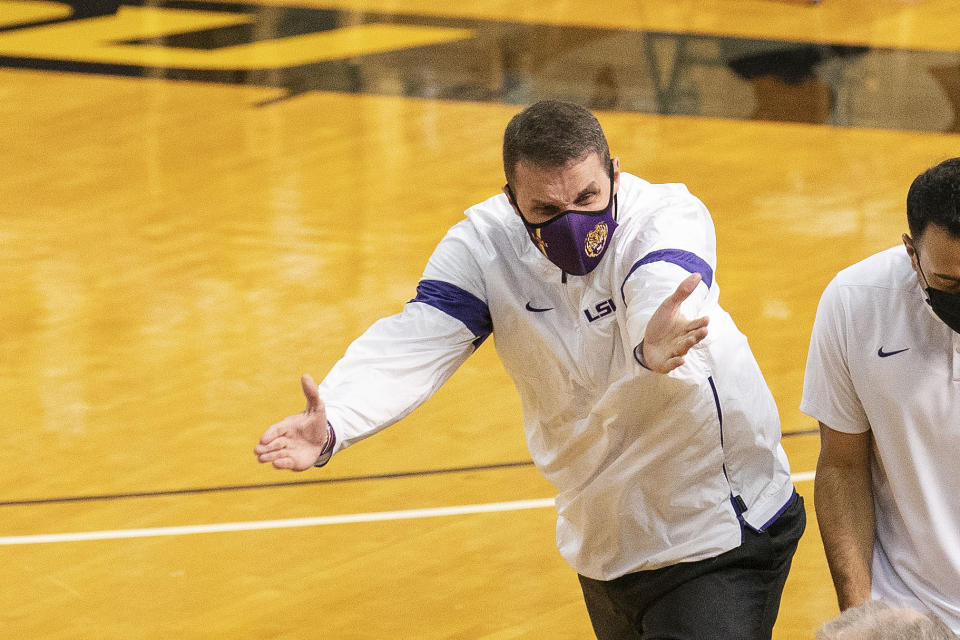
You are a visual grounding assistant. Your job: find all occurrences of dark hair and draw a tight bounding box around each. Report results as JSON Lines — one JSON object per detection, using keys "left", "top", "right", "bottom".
{"left": 502, "top": 101, "right": 610, "bottom": 186}
{"left": 906, "top": 157, "right": 960, "bottom": 240}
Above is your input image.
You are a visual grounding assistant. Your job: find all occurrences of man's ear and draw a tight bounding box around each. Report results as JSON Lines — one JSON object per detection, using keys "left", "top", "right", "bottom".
{"left": 503, "top": 185, "right": 521, "bottom": 217}
{"left": 902, "top": 233, "right": 919, "bottom": 271}
{"left": 612, "top": 156, "right": 621, "bottom": 195}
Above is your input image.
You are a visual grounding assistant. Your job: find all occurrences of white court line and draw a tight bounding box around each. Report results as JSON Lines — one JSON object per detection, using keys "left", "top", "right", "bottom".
{"left": 0, "top": 498, "right": 555, "bottom": 546}
{"left": 0, "top": 471, "right": 816, "bottom": 546}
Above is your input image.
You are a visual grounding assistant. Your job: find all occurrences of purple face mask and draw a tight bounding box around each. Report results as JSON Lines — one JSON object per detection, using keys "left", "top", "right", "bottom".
{"left": 506, "top": 167, "right": 618, "bottom": 276}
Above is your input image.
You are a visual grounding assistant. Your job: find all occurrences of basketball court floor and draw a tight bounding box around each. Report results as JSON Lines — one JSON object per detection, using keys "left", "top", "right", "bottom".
{"left": 1, "top": 0, "right": 959, "bottom": 637}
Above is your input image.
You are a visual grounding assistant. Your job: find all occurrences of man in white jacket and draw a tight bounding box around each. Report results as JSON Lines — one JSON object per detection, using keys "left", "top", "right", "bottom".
{"left": 255, "top": 101, "right": 802, "bottom": 639}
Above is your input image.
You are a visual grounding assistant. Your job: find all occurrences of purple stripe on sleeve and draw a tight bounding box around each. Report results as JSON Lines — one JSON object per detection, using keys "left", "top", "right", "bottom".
{"left": 620, "top": 249, "right": 714, "bottom": 303}
{"left": 410, "top": 279, "right": 492, "bottom": 348}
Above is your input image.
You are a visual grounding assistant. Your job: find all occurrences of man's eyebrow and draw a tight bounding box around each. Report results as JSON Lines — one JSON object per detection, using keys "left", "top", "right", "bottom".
{"left": 574, "top": 185, "right": 599, "bottom": 199}
{"left": 530, "top": 199, "right": 560, "bottom": 209}
{"left": 530, "top": 183, "right": 599, "bottom": 208}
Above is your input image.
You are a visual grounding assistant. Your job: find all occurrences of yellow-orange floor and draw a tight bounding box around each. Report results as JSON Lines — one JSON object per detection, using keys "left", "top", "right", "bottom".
{"left": 2, "top": 1, "right": 959, "bottom": 637}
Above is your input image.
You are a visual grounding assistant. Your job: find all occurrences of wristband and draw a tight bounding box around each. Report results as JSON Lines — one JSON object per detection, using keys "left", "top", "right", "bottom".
{"left": 634, "top": 339, "right": 652, "bottom": 370}
{"left": 313, "top": 421, "right": 337, "bottom": 468}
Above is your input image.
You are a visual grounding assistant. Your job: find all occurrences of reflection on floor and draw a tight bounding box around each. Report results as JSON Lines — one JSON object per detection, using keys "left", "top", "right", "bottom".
{"left": 1, "top": 1, "right": 958, "bottom": 130}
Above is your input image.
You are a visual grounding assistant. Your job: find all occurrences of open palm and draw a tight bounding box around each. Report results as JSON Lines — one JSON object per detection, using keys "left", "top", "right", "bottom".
{"left": 254, "top": 374, "right": 330, "bottom": 471}
{"left": 641, "top": 273, "right": 710, "bottom": 374}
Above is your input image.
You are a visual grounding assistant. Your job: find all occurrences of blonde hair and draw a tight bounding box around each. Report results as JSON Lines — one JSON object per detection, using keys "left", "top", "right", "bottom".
{"left": 816, "top": 600, "right": 955, "bottom": 640}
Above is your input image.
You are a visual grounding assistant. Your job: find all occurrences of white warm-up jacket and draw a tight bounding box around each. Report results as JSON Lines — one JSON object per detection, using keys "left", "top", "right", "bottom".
{"left": 318, "top": 173, "right": 794, "bottom": 580}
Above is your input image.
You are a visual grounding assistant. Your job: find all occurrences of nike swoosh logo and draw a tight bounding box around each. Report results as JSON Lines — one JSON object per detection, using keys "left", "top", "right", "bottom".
{"left": 877, "top": 347, "right": 910, "bottom": 358}
{"left": 525, "top": 302, "right": 553, "bottom": 312}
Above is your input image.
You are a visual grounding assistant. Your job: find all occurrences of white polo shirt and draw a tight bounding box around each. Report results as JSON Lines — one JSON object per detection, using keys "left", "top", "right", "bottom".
{"left": 801, "top": 245, "right": 960, "bottom": 631}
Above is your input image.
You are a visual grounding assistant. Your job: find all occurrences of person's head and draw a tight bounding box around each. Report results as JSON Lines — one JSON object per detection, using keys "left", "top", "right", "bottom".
{"left": 815, "top": 600, "right": 956, "bottom": 640}
{"left": 905, "top": 157, "right": 960, "bottom": 242}
{"left": 901, "top": 158, "right": 960, "bottom": 333}
{"left": 501, "top": 101, "right": 621, "bottom": 276}
{"left": 501, "top": 100, "right": 619, "bottom": 225}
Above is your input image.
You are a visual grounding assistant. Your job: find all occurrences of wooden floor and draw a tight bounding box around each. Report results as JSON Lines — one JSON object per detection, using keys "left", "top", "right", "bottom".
{"left": 1, "top": 1, "right": 959, "bottom": 638}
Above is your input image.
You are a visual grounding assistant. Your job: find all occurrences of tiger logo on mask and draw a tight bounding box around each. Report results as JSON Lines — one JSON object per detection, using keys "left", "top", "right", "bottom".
{"left": 584, "top": 221, "right": 609, "bottom": 258}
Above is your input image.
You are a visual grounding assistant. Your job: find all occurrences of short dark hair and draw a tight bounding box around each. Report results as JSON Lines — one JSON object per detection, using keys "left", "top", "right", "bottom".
{"left": 502, "top": 101, "right": 610, "bottom": 186}
{"left": 906, "top": 157, "right": 960, "bottom": 240}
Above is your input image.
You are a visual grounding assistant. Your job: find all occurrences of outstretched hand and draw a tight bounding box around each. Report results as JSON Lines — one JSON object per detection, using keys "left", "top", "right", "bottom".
{"left": 641, "top": 273, "right": 709, "bottom": 374}
{"left": 254, "top": 374, "right": 330, "bottom": 471}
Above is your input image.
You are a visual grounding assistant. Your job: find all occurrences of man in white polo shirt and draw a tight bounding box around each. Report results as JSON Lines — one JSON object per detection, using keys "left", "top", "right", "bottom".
{"left": 801, "top": 157, "right": 960, "bottom": 631}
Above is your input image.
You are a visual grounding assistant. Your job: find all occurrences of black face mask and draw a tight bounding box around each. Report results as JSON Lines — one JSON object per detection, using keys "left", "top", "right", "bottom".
{"left": 916, "top": 252, "right": 960, "bottom": 334}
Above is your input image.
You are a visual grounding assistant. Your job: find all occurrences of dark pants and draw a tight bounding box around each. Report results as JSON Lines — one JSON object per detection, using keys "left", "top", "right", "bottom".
{"left": 578, "top": 494, "right": 805, "bottom": 640}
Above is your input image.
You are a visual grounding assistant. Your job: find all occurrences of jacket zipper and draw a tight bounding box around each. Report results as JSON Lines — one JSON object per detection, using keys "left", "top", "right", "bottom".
{"left": 708, "top": 375, "right": 746, "bottom": 529}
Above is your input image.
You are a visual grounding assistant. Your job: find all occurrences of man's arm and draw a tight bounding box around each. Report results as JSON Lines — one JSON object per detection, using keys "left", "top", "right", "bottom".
{"left": 255, "top": 221, "right": 491, "bottom": 470}
{"left": 815, "top": 421, "right": 875, "bottom": 610}
{"left": 253, "top": 297, "right": 483, "bottom": 471}
{"left": 617, "top": 188, "right": 718, "bottom": 377}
